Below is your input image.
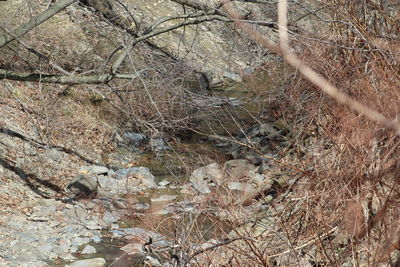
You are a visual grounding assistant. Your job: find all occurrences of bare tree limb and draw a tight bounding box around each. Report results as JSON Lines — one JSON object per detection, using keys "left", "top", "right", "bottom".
{"left": 222, "top": 0, "right": 400, "bottom": 134}
{"left": 0, "top": 69, "right": 112, "bottom": 84}
{"left": 0, "top": 0, "right": 77, "bottom": 48}
{"left": 0, "top": 1, "right": 277, "bottom": 85}
{"left": 111, "top": 39, "right": 134, "bottom": 75}
{"left": 0, "top": 68, "right": 158, "bottom": 84}
{"left": 171, "top": 0, "right": 214, "bottom": 12}
{"left": 133, "top": 14, "right": 231, "bottom": 45}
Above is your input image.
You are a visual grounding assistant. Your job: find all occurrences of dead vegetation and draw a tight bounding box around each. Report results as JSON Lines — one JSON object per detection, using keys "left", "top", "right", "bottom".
{"left": 1, "top": 0, "right": 400, "bottom": 266}
{"left": 135, "top": 1, "right": 400, "bottom": 266}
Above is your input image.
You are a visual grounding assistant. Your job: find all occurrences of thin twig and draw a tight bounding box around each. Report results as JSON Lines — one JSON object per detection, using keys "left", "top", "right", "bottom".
{"left": 221, "top": 0, "right": 400, "bottom": 134}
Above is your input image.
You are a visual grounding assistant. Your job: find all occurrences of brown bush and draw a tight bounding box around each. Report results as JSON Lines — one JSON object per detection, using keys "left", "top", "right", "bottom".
{"left": 273, "top": 0, "right": 400, "bottom": 264}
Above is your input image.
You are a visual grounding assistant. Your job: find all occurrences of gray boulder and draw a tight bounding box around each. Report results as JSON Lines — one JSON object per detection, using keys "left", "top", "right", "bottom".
{"left": 66, "top": 174, "right": 98, "bottom": 198}
{"left": 98, "top": 167, "right": 157, "bottom": 196}
{"left": 124, "top": 132, "right": 146, "bottom": 147}
{"left": 190, "top": 163, "right": 224, "bottom": 193}
{"left": 190, "top": 160, "right": 268, "bottom": 194}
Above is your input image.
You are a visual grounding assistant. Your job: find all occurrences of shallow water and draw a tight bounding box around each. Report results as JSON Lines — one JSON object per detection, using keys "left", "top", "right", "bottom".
{"left": 65, "top": 67, "right": 284, "bottom": 265}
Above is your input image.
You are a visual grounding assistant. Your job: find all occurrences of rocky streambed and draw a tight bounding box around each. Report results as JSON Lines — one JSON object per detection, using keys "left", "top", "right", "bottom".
{"left": 0, "top": 64, "right": 306, "bottom": 266}
{"left": 0, "top": 116, "right": 299, "bottom": 267}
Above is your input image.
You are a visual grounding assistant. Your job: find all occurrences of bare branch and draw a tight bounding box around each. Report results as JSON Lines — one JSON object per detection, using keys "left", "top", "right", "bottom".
{"left": 111, "top": 39, "right": 134, "bottom": 75}
{"left": 133, "top": 14, "right": 231, "bottom": 46}
{"left": 0, "top": 69, "right": 112, "bottom": 84}
{"left": 222, "top": 0, "right": 400, "bottom": 134}
{"left": 0, "top": 0, "right": 77, "bottom": 48}
{"left": 171, "top": 0, "right": 214, "bottom": 12}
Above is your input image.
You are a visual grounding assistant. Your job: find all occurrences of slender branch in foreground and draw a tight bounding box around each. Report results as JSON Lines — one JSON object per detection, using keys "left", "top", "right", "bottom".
{"left": 187, "top": 237, "right": 242, "bottom": 262}
{"left": 221, "top": 0, "right": 400, "bottom": 134}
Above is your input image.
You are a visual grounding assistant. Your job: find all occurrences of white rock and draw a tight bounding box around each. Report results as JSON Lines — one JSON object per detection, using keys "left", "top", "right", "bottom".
{"left": 151, "top": 195, "right": 177, "bottom": 202}
{"left": 158, "top": 180, "right": 170, "bottom": 186}
{"left": 80, "top": 165, "right": 109, "bottom": 175}
{"left": 81, "top": 245, "right": 96, "bottom": 254}
{"left": 69, "top": 258, "right": 106, "bottom": 267}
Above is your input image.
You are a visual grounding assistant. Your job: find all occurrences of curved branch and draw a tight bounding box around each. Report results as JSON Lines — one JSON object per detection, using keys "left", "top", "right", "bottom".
{"left": 222, "top": 0, "right": 400, "bottom": 134}
{"left": 133, "top": 14, "right": 231, "bottom": 45}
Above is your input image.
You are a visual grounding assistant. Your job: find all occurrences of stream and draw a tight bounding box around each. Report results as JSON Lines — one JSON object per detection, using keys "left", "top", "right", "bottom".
{"left": 56, "top": 67, "right": 285, "bottom": 266}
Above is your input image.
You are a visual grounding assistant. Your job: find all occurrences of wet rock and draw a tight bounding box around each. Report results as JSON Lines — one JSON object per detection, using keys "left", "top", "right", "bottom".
{"left": 67, "top": 174, "right": 98, "bottom": 198}
{"left": 81, "top": 245, "right": 96, "bottom": 254}
{"left": 68, "top": 258, "right": 106, "bottom": 267}
{"left": 190, "top": 163, "right": 224, "bottom": 193}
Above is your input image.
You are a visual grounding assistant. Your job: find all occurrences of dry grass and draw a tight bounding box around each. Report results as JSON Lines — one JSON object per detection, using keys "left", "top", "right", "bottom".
{"left": 267, "top": 0, "right": 400, "bottom": 265}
